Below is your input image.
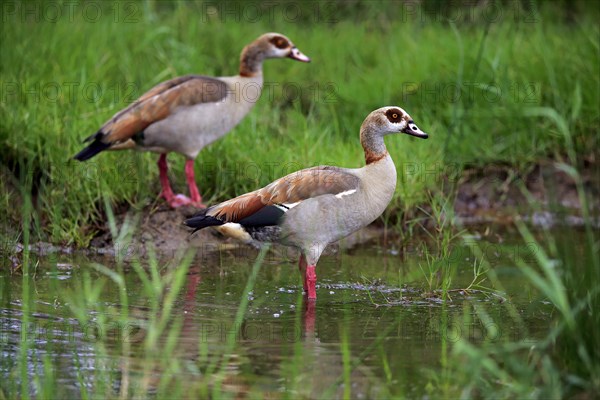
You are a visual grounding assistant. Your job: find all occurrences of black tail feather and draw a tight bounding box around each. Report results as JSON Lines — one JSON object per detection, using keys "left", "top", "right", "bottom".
{"left": 73, "top": 137, "right": 111, "bottom": 161}
{"left": 184, "top": 210, "right": 224, "bottom": 234}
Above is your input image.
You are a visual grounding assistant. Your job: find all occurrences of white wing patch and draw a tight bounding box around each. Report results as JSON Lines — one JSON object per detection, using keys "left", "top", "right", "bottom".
{"left": 335, "top": 189, "right": 357, "bottom": 199}
{"left": 275, "top": 202, "right": 300, "bottom": 212}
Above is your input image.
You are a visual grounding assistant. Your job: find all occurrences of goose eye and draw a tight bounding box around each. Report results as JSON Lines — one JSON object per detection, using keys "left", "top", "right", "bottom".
{"left": 392, "top": 113, "right": 398, "bottom": 119}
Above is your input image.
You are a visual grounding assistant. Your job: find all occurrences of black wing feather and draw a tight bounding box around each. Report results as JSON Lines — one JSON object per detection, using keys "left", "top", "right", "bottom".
{"left": 237, "top": 205, "right": 285, "bottom": 227}
{"left": 184, "top": 209, "right": 225, "bottom": 233}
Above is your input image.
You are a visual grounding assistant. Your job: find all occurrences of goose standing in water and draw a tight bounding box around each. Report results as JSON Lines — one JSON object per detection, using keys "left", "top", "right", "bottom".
{"left": 185, "top": 106, "right": 428, "bottom": 299}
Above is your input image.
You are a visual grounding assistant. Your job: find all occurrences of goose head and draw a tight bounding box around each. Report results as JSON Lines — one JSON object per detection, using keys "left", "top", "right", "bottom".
{"left": 253, "top": 32, "right": 311, "bottom": 62}
{"left": 364, "top": 106, "right": 428, "bottom": 139}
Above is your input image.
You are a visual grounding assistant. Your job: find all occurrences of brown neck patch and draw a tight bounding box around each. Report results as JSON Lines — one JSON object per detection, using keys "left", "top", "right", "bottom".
{"left": 239, "top": 43, "right": 264, "bottom": 77}
{"left": 365, "top": 150, "right": 388, "bottom": 165}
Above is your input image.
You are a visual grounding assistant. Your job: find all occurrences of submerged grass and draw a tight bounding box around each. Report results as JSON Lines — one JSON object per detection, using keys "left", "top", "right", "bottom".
{"left": 439, "top": 85, "right": 600, "bottom": 398}
{"left": 1, "top": 177, "right": 598, "bottom": 398}
{"left": 1, "top": 1, "right": 599, "bottom": 245}
{"left": 2, "top": 194, "right": 272, "bottom": 398}
{"left": 443, "top": 219, "right": 600, "bottom": 398}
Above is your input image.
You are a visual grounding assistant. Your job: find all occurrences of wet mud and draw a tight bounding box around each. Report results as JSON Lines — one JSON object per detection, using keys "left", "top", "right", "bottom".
{"left": 10, "top": 162, "right": 599, "bottom": 261}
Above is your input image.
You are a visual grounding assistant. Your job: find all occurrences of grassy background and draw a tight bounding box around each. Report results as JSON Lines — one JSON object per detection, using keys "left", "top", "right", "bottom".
{"left": 1, "top": 2, "right": 599, "bottom": 397}
{"left": 1, "top": 0, "right": 599, "bottom": 245}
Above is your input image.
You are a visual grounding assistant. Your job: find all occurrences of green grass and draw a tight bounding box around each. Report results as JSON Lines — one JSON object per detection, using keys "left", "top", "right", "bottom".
{"left": 1, "top": 3, "right": 599, "bottom": 394}
{"left": 1, "top": 0, "right": 598, "bottom": 245}
{"left": 440, "top": 217, "right": 600, "bottom": 398}
{"left": 431, "top": 80, "right": 600, "bottom": 398}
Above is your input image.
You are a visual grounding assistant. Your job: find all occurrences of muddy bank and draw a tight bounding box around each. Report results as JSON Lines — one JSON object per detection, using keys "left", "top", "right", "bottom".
{"left": 86, "top": 205, "right": 384, "bottom": 261}
{"left": 8, "top": 162, "right": 599, "bottom": 262}
{"left": 8, "top": 205, "right": 383, "bottom": 267}
{"left": 89, "top": 162, "right": 598, "bottom": 258}
{"left": 451, "top": 162, "right": 599, "bottom": 227}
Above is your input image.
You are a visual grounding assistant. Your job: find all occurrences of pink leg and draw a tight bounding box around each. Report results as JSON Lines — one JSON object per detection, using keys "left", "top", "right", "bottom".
{"left": 306, "top": 264, "right": 317, "bottom": 300}
{"left": 298, "top": 254, "right": 308, "bottom": 292}
{"left": 184, "top": 159, "right": 204, "bottom": 207}
{"left": 157, "top": 155, "right": 202, "bottom": 208}
{"left": 158, "top": 154, "right": 175, "bottom": 202}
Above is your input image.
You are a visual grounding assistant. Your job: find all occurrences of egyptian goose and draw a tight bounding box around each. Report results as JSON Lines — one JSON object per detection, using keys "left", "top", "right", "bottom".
{"left": 184, "top": 106, "right": 428, "bottom": 300}
{"left": 73, "top": 33, "right": 310, "bottom": 208}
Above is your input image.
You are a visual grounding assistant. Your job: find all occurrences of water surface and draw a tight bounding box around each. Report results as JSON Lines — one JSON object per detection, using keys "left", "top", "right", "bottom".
{"left": 1, "top": 230, "right": 566, "bottom": 398}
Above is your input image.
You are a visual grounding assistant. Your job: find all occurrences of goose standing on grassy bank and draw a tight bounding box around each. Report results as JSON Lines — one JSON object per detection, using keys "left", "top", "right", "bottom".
{"left": 73, "top": 33, "right": 310, "bottom": 208}
{"left": 184, "top": 106, "right": 429, "bottom": 300}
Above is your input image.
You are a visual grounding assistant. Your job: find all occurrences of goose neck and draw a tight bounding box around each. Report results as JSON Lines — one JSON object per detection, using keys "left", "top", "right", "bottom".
{"left": 360, "top": 125, "right": 388, "bottom": 165}
{"left": 239, "top": 43, "right": 265, "bottom": 77}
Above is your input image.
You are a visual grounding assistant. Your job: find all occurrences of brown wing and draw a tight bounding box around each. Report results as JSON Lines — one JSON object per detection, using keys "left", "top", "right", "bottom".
{"left": 207, "top": 166, "right": 360, "bottom": 222}
{"left": 89, "top": 75, "right": 228, "bottom": 145}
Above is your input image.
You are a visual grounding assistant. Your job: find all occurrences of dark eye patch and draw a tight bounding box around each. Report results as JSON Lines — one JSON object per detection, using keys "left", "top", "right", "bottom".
{"left": 385, "top": 108, "right": 403, "bottom": 123}
{"left": 269, "top": 36, "right": 289, "bottom": 49}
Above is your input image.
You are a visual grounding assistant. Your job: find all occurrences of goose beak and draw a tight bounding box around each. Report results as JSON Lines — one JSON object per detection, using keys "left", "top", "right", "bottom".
{"left": 403, "top": 121, "right": 428, "bottom": 139}
{"left": 288, "top": 47, "right": 311, "bottom": 62}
